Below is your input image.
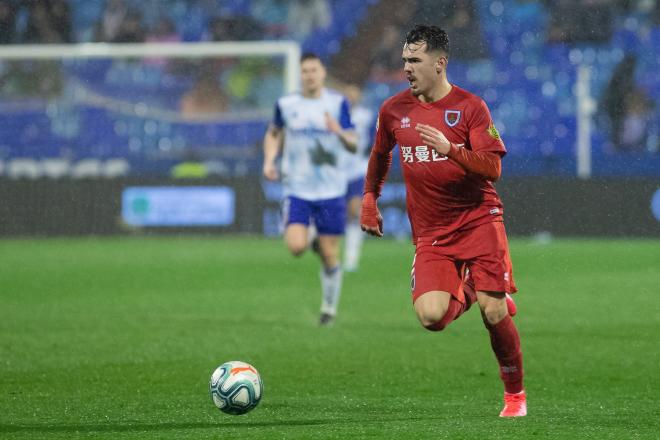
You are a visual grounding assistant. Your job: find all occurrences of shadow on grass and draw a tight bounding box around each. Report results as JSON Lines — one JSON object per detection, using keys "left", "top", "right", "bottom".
{"left": 0, "top": 419, "right": 330, "bottom": 434}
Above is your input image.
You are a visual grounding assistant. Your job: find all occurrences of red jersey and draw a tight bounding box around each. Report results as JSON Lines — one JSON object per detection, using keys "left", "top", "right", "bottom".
{"left": 372, "top": 85, "right": 506, "bottom": 241}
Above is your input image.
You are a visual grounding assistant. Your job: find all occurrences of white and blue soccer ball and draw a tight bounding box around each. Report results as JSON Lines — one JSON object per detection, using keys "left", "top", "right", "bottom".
{"left": 209, "top": 361, "right": 263, "bottom": 415}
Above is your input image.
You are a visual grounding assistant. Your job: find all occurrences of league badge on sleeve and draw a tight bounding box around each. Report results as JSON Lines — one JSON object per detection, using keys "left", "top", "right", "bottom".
{"left": 444, "top": 110, "right": 461, "bottom": 127}
{"left": 487, "top": 123, "right": 501, "bottom": 141}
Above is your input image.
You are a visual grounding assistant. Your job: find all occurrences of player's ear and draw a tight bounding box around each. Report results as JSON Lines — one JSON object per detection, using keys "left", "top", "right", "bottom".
{"left": 436, "top": 56, "right": 447, "bottom": 73}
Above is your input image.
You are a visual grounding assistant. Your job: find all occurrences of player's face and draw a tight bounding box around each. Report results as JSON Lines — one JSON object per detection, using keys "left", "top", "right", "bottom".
{"left": 301, "top": 58, "right": 326, "bottom": 95}
{"left": 402, "top": 42, "right": 446, "bottom": 97}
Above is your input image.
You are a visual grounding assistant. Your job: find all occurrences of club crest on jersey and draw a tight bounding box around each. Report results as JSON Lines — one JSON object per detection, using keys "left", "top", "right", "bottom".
{"left": 444, "top": 110, "right": 461, "bottom": 127}
{"left": 400, "top": 116, "right": 411, "bottom": 128}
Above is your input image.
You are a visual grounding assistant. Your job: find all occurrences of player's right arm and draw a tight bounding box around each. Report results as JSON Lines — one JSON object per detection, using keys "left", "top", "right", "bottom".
{"left": 263, "top": 124, "right": 283, "bottom": 180}
{"left": 360, "top": 107, "right": 395, "bottom": 237}
{"left": 263, "top": 102, "right": 285, "bottom": 181}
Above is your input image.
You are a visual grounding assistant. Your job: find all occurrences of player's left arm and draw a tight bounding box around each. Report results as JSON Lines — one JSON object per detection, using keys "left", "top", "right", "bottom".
{"left": 325, "top": 97, "right": 358, "bottom": 153}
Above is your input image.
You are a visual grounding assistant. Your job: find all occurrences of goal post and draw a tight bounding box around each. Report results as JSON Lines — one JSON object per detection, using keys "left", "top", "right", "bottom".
{"left": 0, "top": 41, "right": 301, "bottom": 179}
{"left": 0, "top": 41, "right": 301, "bottom": 94}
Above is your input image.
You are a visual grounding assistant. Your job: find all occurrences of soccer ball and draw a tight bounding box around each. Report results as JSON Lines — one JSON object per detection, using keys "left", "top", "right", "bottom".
{"left": 209, "top": 361, "right": 263, "bottom": 415}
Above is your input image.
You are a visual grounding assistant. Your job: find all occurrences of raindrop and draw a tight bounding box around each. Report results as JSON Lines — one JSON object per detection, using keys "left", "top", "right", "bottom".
{"left": 128, "top": 137, "right": 142, "bottom": 152}
{"left": 510, "top": 51, "right": 524, "bottom": 65}
{"left": 490, "top": 1, "right": 504, "bottom": 17}
{"left": 497, "top": 102, "right": 512, "bottom": 117}
{"left": 524, "top": 66, "right": 539, "bottom": 80}
{"left": 496, "top": 71, "right": 510, "bottom": 85}
{"left": 144, "top": 121, "right": 158, "bottom": 135}
{"left": 522, "top": 32, "right": 536, "bottom": 47}
{"left": 134, "top": 103, "right": 148, "bottom": 116}
{"left": 540, "top": 141, "right": 554, "bottom": 155}
{"left": 542, "top": 81, "right": 557, "bottom": 97}
{"left": 569, "top": 49, "right": 583, "bottom": 64}
{"left": 611, "top": 48, "right": 624, "bottom": 63}
{"left": 494, "top": 37, "right": 508, "bottom": 54}
{"left": 624, "top": 17, "right": 639, "bottom": 31}
{"left": 158, "top": 137, "right": 172, "bottom": 151}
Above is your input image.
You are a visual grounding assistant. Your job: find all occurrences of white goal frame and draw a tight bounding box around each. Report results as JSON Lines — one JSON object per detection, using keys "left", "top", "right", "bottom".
{"left": 0, "top": 41, "right": 301, "bottom": 94}
{"left": 0, "top": 41, "right": 301, "bottom": 179}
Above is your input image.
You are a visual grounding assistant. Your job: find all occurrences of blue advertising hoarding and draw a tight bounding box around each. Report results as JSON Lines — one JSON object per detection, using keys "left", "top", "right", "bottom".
{"left": 122, "top": 186, "right": 235, "bottom": 227}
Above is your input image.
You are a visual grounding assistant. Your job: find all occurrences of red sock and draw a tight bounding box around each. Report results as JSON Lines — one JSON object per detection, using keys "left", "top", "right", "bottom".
{"left": 485, "top": 315, "right": 524, "bottom": 394}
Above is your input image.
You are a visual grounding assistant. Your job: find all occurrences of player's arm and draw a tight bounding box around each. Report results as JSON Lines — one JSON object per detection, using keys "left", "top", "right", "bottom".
{"left": 445, "top": 144, "right": 501, "bottom": 181}
{"left": 263, "top": 124, "right": 283, "bottom": 181}
{"left": 325, "top": 96, "right": 358, "bottom": 153}
{"left": 415, "top": 123, "right": 501, "bottom": 181}
{"left": 451, "top": 98, "right": 507, "bottom": 180}
{"left": 327, "top": 117, "right": 358, "bottom": 153}
{"left": 361, "top": 112, "right": 394, "bottom": 237}
{"left": 263, "top": 102, "right": 285, "bottom": 181}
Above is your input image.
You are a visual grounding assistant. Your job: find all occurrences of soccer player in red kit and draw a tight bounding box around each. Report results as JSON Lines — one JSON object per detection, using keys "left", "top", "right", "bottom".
{"left": 360, "top": 25, "right": 526, "bottom": 417}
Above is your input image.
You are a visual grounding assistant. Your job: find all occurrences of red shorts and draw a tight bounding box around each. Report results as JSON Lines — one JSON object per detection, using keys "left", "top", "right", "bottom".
{"left": 411, "top": 221, "right": 517, "bottom": 303}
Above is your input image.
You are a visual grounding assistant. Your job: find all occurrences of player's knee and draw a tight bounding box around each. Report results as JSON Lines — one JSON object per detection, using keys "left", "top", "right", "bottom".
{"left": 480, "top": 302, "right": 507, "bottom": 326}
{"left": 286, "top": 242, "right": 307, "bottom": 257}
{"left": 416, "top": 308, "right": 450, "bottom": 332}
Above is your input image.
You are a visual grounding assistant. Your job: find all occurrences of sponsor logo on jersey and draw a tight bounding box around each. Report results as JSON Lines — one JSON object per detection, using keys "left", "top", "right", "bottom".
{"left": 487, "top": 123, "right": 501, "bottom": 140}
{"left": 444, "top": 110, "right": 461, "bottom": 127}
{"left": 489, "top": 207, "right": 500, "bottom": 215}
{"left": 400, "top": 116, "right": 411, "bottom": 128}
{"left": 310, "top": 140, "right": 337, "bottom": 166}
{"left": 401, "top": 145, "right": 448, "bottom": 163}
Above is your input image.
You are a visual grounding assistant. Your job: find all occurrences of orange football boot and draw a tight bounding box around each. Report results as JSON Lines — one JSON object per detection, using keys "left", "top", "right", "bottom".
{"left": 499, "top": 391, "right": 527, "bottom": 417}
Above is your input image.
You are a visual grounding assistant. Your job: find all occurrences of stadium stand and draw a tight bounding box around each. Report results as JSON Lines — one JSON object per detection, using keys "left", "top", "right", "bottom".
{"left": 0, "top": 0, "right": 658, "bottom": 178}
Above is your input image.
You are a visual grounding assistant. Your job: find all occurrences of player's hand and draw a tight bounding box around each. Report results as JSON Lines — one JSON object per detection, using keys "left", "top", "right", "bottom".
{"left": 325, "top": 112, "right": 341, "bottom": 134}
{"left": 262, "top": 161, "right": 279, "bottom": 181}
{"left": 360, "top": 192, "right": 383, "bottom": 237}
{"left": 415, "top": 123, "right": 451, "bottom": 155}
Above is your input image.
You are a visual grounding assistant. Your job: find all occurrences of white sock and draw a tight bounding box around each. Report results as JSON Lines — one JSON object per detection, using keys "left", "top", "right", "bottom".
{"left": 320, "top": 265, "right": 343, "bottom": 316}
{"left": 344, "top": 221, "right": 364, "bottom": 271}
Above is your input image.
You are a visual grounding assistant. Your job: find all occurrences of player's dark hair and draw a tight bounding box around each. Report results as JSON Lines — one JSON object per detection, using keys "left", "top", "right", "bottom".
{"left": 405, "top": 25, "right": 450, "bottom": 56}
{"left": 301, "top": 52, "right": 322, "bottom": 64}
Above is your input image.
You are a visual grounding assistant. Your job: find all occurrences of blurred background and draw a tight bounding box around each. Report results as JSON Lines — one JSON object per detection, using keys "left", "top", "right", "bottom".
{"left": 0, "top": 0, "right": 658, "bottom": 238}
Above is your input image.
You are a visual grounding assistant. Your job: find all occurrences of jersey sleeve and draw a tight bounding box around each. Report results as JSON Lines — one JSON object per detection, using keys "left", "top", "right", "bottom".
{"left": 363, "top": 105, "right": 396, "bottom": 197}
{"left": 339, "top": 97, "right": 354, "bottom": 130}
{"left": 372, "top": 106, "right": 396, "bottom": 154}
{"left": 467, "top": 99, "right": 506, "bottom": 155}
{"left": 272, "top": 101, "right": 284, "bottom": 128}
{"left": 364, "top": 114, "right": 376, "bottom": 158}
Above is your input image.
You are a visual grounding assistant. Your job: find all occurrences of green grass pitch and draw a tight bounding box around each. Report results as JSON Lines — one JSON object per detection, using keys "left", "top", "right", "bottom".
{"left": 1, "top": 236, "right": 658, "bottom": 439}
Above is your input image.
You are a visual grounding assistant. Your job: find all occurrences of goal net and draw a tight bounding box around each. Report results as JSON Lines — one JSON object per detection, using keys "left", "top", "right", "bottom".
{"left": 0, "top": 41, "right": 300, "bottom": 179}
